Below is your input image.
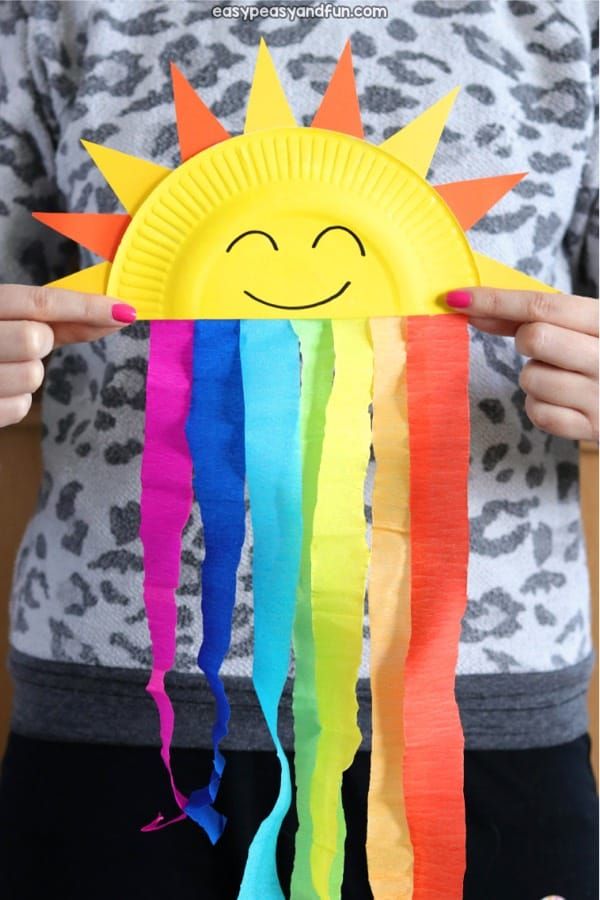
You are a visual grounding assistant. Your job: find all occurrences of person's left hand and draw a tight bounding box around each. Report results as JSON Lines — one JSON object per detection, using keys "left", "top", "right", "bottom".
{"left": 445, "top": 287, "right": 599, "bottom": 443}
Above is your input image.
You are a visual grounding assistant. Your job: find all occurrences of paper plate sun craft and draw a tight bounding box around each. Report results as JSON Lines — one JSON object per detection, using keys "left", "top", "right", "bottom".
{"left": 35, "top": 40, "right": 554, "bottom": 900}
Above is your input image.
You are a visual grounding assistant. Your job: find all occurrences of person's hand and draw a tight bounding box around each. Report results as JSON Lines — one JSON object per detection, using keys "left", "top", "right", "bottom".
{"left": 446, "top": 287, "right": 599, "bottom": 443}
{"left": 0, "top": 284, "right": 136, "bottom": 428}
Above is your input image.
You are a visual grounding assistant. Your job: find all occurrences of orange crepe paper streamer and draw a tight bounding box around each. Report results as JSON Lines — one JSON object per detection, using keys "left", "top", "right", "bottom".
{"left": 434, "top": 173, "right": 526, "bottom": 232}
{"left": 32, "top": 212, "right": 130, "bottom": 261}
{"left": 403, "top": 314, "right": 470, "bottom": 900}
{"left": 311, "top": 41, "right": 363, "bottom": 138}
{"left": 170, "top": 63, "right": 230, "bottom": 161}
{"left": 366, "top": 317, "right": 414, "bottom": 900}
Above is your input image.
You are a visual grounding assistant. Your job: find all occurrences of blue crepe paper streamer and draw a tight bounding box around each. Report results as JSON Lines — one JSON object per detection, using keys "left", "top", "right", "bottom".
{"left": 184, "top": 319, "right": 246, "bottom": 843}
{"left": 237, "top": 320, "right": 303, "bottom": 899}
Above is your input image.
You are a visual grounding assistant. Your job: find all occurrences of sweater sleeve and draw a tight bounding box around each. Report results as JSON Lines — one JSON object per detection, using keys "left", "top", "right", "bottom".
{"left": 562, "top": 3, "right": 599, "bottom": 300}
{"left": 0, "top": 1, "right": 76, "bottom": 286}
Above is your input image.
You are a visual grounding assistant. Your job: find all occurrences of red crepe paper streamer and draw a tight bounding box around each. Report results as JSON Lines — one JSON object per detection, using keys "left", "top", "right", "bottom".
{"left": 404, "top": 314, "right": 470, "bottom": 899}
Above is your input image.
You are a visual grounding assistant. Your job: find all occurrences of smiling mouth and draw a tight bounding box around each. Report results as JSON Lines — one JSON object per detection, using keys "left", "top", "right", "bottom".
{"left": 243, "top": 280, "right": 351, "bottom": 311}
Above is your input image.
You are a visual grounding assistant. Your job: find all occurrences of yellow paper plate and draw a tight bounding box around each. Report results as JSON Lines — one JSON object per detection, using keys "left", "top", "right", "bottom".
{"left": 107, "top": 127, "right": 478, "bottom": 320}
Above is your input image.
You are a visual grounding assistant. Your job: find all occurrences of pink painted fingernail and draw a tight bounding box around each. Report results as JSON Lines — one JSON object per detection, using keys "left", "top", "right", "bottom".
{"left": 446, "top": 290, "right": 472, "bottom": 308}
{"left": 112, "top": 303, "right": 137, "bottom": 324}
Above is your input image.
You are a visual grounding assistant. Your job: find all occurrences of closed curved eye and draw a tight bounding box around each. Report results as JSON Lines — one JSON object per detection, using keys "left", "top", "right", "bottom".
{"left": 311, "top": 225, "right": 365, "bottom": 257}
{"left": 226, "top": 230, "right": 278, "bottom": 253}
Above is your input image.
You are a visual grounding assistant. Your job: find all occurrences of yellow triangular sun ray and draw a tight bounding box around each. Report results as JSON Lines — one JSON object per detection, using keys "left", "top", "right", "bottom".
{"left": 81, "top": 140, "right": 171, "bottom": 215}
{"left": 244, "top": 38, "right": 296, "bottom": 134}
{"left": 48, "top": 261, "right": 112, "bottom": 294}
{"left": 474, "top": 252, "right": 557, "bottom": 293}
{"left": 380, "top": 87, "right": 460, "bottom": 178}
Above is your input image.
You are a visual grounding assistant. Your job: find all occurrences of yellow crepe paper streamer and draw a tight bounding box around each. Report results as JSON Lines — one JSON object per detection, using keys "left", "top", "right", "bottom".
{"left": 309, "top": 319, "right": 373, "bottom": 898}
{"left": 366, "top": 318, "right": 414, "bottom": 899}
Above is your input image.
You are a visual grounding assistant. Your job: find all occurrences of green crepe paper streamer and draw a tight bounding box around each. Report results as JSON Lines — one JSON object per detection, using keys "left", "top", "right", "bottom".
{"left": 290, "top": 320, "right": 346, "bottom": 900}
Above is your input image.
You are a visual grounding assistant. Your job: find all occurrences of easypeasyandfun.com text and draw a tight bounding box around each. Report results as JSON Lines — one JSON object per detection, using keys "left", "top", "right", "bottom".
{"left": 211, "top": 4, "right": 389, "bottom": 21}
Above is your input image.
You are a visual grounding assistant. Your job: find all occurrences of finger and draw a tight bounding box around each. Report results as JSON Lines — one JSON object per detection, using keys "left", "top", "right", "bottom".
{"left": 525, "top": 394, "right": 596, "bottom": 442}
{"left": 519, "top": 360, "right": 594, "bottom": 416}
{"left": 515, "top": 322, "right": 599, "bottom": 376}
{"left": 0, "top": 393, "right": 32, "bottom": 428}
{"left": 446, "top": 287, "right": 598, "bottom": 336}
{"left": 0, "top": 321, "right": 54, "bottom": 362}
{"left": 0, "top": 360, "right": 45, "bottom": 397}
{"left": 0, "top": 284, "right": 136, "bottom": 329}
{"left": 468, "top": 316, "right": 519, "bottom": 337}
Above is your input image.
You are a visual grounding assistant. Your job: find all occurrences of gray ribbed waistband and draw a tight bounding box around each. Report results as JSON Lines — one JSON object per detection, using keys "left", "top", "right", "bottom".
{"left": 6, "top": 648, "right": 594, "bottom": 751}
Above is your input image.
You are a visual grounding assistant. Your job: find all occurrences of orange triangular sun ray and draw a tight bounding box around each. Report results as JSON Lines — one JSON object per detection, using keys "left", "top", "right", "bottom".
{"left": 32, "top": 211, "right": 131, "bottom": 261}
{"left": 170, "top": 63, "right": 230, "bottom": 162}
{"left": 311, "top": 40, "right": 363, "bottom": 138}
{"left": 434, "top": 172, "right": 527, "bottom": 231}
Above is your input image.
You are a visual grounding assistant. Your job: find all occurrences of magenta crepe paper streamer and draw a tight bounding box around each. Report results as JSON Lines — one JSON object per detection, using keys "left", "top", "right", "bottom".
{"left": 139, "top": 319, "right": 194, "bottom": 832}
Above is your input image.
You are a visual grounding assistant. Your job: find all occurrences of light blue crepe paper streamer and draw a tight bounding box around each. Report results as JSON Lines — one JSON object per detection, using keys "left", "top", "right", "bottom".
{"left": 237, "top": 319, "right": 303, "bottom": 899}
{"left": 184, "top": 319, "right": 246, "bottom": 842}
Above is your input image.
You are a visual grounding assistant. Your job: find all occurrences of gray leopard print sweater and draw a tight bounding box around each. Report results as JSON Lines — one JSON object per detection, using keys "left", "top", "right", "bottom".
{"left": 1, "top": 0, "right": 598, "bottom": 751}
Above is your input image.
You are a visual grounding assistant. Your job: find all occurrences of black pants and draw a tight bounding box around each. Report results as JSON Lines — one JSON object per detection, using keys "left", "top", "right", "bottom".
{"left": 0, "top": 732, "right": 597, "bottom": 900}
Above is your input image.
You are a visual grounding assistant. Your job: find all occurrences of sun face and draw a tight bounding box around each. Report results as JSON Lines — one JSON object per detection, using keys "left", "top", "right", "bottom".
{"left": 224, "top": 220, "right": 365, "bottom": 313}
{"left": 35, "top": 39, "right": 551, "bottom": 319}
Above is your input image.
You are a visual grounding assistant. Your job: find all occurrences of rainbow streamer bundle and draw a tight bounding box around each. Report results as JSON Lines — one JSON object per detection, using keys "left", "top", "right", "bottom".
{"left": 35, "top": 40, "right": 554, "bottom": 900}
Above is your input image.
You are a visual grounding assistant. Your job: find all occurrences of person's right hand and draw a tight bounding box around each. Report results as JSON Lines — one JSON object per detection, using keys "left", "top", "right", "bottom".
{"left": 0, "top": 284, "right": 136, "bottom": 427}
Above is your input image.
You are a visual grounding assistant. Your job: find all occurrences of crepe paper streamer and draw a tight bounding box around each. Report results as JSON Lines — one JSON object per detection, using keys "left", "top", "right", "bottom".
{"left": 290, "top": 320, "right": 345, "bottom": 900}
{"left": 290, "top": 319, "right": 328, "bottom": 900}
{"left": 139, "top": 320, "right": 194, "bottom": 832}
{"left": 183, "top": 320, "right": 246, "bottom": 842}
{"left": 366, "top": 317, "right": 414, "bottom": 900}
{"left": 403, "top": 314, "right": 470, "bottom": 899}
{"left": 309, "top": 319, "right": 373, "bottom": 899}
{"left": 238, "top": 320, "right": 303, "bottom": 900}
